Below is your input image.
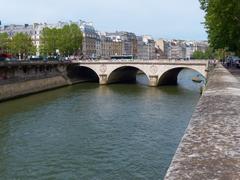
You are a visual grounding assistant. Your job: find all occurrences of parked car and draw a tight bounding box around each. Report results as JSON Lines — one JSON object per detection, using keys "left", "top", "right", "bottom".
{"left": 0, "top": 53, "right": 13, "bottom": 61}
{"left": 235, "top": 59, "right": 240, "bottom": 68}
{"left": 232, "top": 56, "right": 240, "bottom": 63}
{"left": 225, "top": 56, "right": 240, "bottom": 67}
{"left": 46, "top": 56, "right": 59, "bottom": 61}
{"left": 29, "top": 56, "right": 45, "bottom": 61}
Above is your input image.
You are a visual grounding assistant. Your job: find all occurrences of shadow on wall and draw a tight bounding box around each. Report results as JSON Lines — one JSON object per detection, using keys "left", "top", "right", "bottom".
{"left": 158, "top": 67, "right": 206, "bottom": 86}
{"left": 158, "top": 68, "right": 183, "bottom": 86}
{"left": 108, "top": 66, "right": 145, "bottom": 84}
{"left": 67, "top": 65, "right": 99, "bottom": 83}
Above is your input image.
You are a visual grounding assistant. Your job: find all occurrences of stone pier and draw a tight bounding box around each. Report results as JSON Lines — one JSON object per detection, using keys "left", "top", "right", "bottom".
{"left": 149, "top": 75, "right": 159, "bottom": 86}
{"left": 99, "top": 74, "right": 108, "bottom": 85}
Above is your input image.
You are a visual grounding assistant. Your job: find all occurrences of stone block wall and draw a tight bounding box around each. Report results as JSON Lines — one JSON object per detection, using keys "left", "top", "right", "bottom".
{"left": 0, "top": 76, "right": 69, "bottom": 101}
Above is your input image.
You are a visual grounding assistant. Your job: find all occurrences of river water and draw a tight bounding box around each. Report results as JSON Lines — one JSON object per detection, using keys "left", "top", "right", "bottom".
{"left": 0, "top": 69, "right": 203, "bottom": 180}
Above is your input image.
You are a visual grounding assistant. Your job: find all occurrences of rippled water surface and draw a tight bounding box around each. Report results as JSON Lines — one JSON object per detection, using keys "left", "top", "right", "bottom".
{"left": 0, "top": 69, "right": 203, "bottom": 179}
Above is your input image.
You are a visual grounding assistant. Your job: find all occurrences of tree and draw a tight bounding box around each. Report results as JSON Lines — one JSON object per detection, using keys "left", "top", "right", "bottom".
{"left": 204, "top": 47, "right": 215, "bottom": 59}
{"left": 40, "top": 24, "right": 83, "bottom": 56}
{"left": 62, "top": 24, "right": 83, "bottom": 56}
{"left": 192, "top": 47, "right": 215, "bottom": 59}
{"left": 192, "top": 51, "right": 206, "bottom": 59}
{"left": 0, "top": 32, "right": 10, "bottom": 53}
{"left": 40, "top": 27, "right": 60, "bottom": 56}
{"left": 199, "top": 0, "right": 240, "bottom": 56}
{"left": 10, "top": 33, "right": 36, "bottom": 59}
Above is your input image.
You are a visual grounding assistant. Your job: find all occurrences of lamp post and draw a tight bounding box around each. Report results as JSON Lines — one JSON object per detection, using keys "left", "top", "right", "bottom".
{"left": 169, "top": 43, "right": 172, "bottom": 60}
{"left": 148, "top": 42, "right": 150, "bottom": 60}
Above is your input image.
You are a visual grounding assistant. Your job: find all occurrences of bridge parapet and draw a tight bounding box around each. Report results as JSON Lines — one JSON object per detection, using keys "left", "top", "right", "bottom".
{"left": 0, "top": 61, "right": 71, "bottom": 67}
{"left": 72, "top": 59, "right": 209, "bottom": 65}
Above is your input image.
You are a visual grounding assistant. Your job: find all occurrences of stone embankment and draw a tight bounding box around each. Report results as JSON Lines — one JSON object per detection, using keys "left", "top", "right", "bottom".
{"left": 0, "top": 62, "right": 70, "bottom": 101}
{"left": 165, "top": 64, "right": 240, "bottom": 179}
{"left": 0, "top": 76, "right": 69, "bottom": 101}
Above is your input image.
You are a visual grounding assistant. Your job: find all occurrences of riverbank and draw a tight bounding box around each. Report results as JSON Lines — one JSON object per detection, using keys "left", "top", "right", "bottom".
{"left": 0, "top": 61, "right": 73, "bottom": 102}
{"left": 165, "top": 64, "right": 240, "bottom": 179}
{"left": 0, "top": 75, "right": 69, "bottom": 102}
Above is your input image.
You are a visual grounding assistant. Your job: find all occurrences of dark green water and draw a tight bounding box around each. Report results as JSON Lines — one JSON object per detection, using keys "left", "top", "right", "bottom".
{"left": 0, "top": 69, "right": 203, "bottom": 180}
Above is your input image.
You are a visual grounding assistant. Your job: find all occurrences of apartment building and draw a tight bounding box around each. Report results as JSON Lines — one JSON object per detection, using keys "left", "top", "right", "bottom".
{"left": 106, "top": 31, "right": 137, "bottom": 58}
{"left": 79, "top": 20, "right": 99, "bottom": 59}
{"left": 137, "top": 35, "right": 156, "bottom": 60}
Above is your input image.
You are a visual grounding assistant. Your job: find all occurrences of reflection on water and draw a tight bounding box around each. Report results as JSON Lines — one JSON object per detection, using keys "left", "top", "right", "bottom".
{"left": 0, "top": 69, "right": 202, "bottom": 180}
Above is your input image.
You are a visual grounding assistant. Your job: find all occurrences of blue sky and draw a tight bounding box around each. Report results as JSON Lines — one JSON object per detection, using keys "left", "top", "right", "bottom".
{"left": 0, "top": 0, "right": 207, "bottom": 40}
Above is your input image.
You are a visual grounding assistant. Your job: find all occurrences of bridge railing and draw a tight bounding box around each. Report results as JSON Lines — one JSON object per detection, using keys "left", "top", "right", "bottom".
{"left": 0, "top": 60, "right": 71, "bottom": 67}
{"left": 73, "top": 59, "right": 210, "bottom": 64}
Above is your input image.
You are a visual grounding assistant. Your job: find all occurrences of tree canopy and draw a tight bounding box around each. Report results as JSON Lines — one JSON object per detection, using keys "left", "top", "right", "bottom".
{"left": 10, "top": 33, "right": 36, "bottom": 59}
{"left": 40, "top": 24, "right": 83, "bottom": 56}
{"left": 191, "top": 47, "right": 214, "bottom": 59}
{"left": 199, "top": 0, "right": 240, "bottom": 55}
{"left": 192, "top": 50, "right": 208, "bottom": 59}
{"left": 40, "top": 27, "right": 59, "bottom": 55}
{"left": 0, "top": 32, "right": 10, "bottom": 53}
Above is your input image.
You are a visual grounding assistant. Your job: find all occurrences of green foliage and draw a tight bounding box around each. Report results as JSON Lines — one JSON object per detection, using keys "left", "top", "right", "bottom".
{"left": 0, "top": 32, "right": 10, "bottom": 53}
{"left": 214, "top": 48, "right": 226, "bottom": 60}
{"left": 192, "top": 48, "right": 214, "bottom": 59}
{"left": 10, "top": 33, "right": 36, "bottom": 59}
{"left": 192, "top": 51, "right": 206, "bottom": 59}
{"left": 40, "top": 24, "right": 83, "bottom": 56}
{"left": 199, "top": 0, "right": 240, "bottom": 56}
{"left": 40, "top": 27, "right": 59, "bottom": 55}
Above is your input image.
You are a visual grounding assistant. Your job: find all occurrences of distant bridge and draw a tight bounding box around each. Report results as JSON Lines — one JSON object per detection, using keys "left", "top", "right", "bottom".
{"left": 69, "top": 59, "right": 209, "bottom": 86}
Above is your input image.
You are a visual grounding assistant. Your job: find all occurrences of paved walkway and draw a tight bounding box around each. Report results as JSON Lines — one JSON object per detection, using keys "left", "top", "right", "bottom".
{"left": 165, "top": 64, "right": 240, "bottom": 180}
{"left": 228, "top": 67, "right": 240, "bottom": 81}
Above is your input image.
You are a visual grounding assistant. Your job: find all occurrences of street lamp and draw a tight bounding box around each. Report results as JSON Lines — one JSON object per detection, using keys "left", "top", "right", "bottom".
{"left": 148, "top": 42, "right": 150, "bottom": 60}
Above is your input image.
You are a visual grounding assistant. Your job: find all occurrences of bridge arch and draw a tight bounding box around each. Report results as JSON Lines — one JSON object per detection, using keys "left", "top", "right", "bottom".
{"left": 158, "top": 66, "right": 206, "bottom": 86}
{"left": 67, "top": 65, "right": 99, "bottom": 83}
{"left": 107, "top": 65, "right": 150, "bottom": 84}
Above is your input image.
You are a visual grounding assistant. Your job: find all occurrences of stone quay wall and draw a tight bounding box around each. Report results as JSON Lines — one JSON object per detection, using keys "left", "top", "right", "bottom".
{"left": 164, "top": 64, "right": 240, "bottom": 179}
{"left": 0, "top": 62, "right": 71, "bottom": 101}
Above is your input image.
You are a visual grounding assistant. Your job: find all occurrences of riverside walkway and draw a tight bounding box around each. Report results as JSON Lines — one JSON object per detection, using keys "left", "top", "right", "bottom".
{"left": 165, "top": 64, "right": 240, "bottom": 179}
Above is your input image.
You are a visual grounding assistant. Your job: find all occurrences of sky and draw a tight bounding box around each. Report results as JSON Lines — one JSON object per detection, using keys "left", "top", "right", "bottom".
{"left": 0, "top": 0, "right": 207, "bottom": 40}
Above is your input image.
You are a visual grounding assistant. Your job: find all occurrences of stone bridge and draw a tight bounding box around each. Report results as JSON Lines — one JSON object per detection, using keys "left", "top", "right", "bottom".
{"left": 69, "top": 59, "right": 209, "bottom": 86}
